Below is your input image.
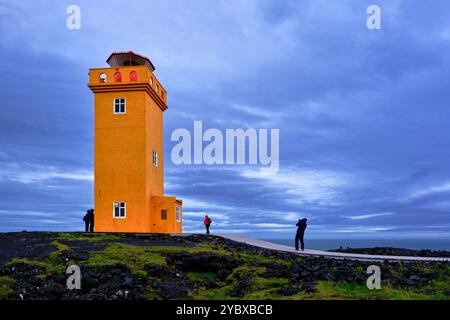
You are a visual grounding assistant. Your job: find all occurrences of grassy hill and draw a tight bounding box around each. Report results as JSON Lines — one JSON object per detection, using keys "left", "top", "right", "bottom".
{"left": 0, "top": 232, "right": 449, "bottom": 300}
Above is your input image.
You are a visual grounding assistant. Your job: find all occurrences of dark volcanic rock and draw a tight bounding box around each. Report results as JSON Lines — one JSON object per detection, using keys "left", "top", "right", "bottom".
{"left": 78, "top": 264, "right": 146, "bottom": 299}
{"left": 1, "top": 262, "right": 54, "bottom": 300}
{"left": 277, "top": 286, "right": 302, "bottom": 296}
{"left": 228, "top": 274, "right": 252, "bottom": 297}
{"left": 217, "top": 268, "right": 232, "bottom": 281}
{"left": 0, "top": 232, "right": 58, "bottom": 264}
{"left": 58, "top": 240, "right": 109, "bottom": 262}
{"left": 114, "top": 238, "right": 195, "bottom": 248}
{"left": 158, "top": 279, "right": 190, "bottom": 299}
{"left": 330, "top": 247, "right": 450, "bottom": 258}
{"left": 300, "top": 281, "right": 316, "bottom": 293}
{"left": 261, "top": 262, "right": 290, "bottom": 278}
{"left": 1, "top": 232, "right": 449, "bottom": 300}
{"left": 166, "top": 252, "right": 239, "bottom": 272}
{"left": 144, "top": 264, "right": 190, "bottom": 299}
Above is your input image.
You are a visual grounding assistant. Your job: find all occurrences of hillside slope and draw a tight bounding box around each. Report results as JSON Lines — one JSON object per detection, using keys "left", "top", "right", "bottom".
{"left": 0, "top": 232, "right": 449, "bottom": 300}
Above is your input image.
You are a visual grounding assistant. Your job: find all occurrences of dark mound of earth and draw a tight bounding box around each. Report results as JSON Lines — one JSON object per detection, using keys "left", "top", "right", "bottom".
{"left": 329, "top": 247, "right": 450, "bottom": 258}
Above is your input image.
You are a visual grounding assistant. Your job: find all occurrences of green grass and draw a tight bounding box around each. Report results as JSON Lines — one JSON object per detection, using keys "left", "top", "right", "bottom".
{"left": 185, "top": 272, "right": 217, "bottom": 283}
{"left": 86, "top": 243, "right": 166, "bottom": 277}
{"left": 190, "top": 276, "right": 290, "bottom": 300}
{"left": 0, "top": 277, "right": 15, "bottom": 299}
{"left": 226, "top": 265, "right": 264, "bottom": 281}
{"left": 185, "top": 270, "right": 284, "bottom": 300}
{"left": 9, "top": 257, "right": 65, "bottom": 274}
{"left": 4, "top": 233, "right": 450, "bottom": 300}
{"left": 145, "top": 285, "right": 160, "bottom": 300}
{"left": 189, "top": 264, "right": 450, "bottom": 300}
{"left": 243, "top": 277, "right": 290, "bottom": 300}
{"left": 57, "top": 233, "right": 120, "bottom": 242}
{"left": 252, "top": 277, "right": 289, "bottom": 290}
{"left": 285, "top": 281, "right": 450, "bottom": 300}
{"left": 85, "top": 242, "right": 252, "bottom": 278}
{"left": 8, "top": 241, "right": 70, "bottom": 274}
{"left": 230, "top": 251, "right": 295, "bottom": 267}
{"left": 189, "top": 285, "right": 234, "bottom": 300}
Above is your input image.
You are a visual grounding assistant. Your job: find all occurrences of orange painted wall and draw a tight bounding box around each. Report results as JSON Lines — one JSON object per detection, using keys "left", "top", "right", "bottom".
{"left": 151, "top": 196, "right": 183, "bottom": 234}
{"left": 88, "top": 63, "right": 182, "bottom": 233}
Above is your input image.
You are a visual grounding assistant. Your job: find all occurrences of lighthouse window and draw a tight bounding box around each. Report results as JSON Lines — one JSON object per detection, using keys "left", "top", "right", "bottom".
{"left": 152, "top": 150, "right": 158, "bottom": 167}
{"left": 113, "top": 202, "right": 126, "bottom": 218}
{"left": 114, "top": 72, "right": 122, "bottom": 82}
{"left": 176, "top": 206, "right": 181, "bottom": 222}
{"left": 114, "top": 98, "right": 126, "bottom": 114}
{"left": 130, "top": 71, "right": 138, "bottom": 81}
{"left": 161, "top": 209, "right": 167, "bottom": 220}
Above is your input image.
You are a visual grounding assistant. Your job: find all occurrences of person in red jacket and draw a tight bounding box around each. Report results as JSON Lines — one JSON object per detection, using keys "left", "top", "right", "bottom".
{"left": 204, "top": 214, "right": 212, "bottom": 234}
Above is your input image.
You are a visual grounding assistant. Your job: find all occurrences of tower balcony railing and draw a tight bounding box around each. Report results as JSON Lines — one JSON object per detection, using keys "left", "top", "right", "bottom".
{"left": 88, "top": 65, "right": 167, "bottom": 104}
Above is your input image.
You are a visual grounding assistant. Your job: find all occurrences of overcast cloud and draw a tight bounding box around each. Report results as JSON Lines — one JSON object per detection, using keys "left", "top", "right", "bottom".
{"left": 0, "top": 0, "right": 449, "bottom": 239}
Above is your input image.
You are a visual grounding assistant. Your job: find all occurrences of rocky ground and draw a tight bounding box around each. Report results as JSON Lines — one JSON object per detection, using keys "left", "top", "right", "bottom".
{"left": 0, "top": 232, "right": 449, "bottom": 300}
{"left": 329, "top": 247, "right": 450, "bottom": 258}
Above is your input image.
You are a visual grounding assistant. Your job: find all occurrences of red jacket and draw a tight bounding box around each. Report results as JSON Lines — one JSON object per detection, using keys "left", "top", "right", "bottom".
{"left": 204, "top": 216, "right": 212, "bottom": 225}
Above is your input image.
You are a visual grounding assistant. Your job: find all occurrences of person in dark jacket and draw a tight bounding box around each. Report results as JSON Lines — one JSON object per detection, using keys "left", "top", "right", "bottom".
{"left": 88, "top": 209, "right": 94, "bottom": 232}
{"left": 295, "top": 218, "right": 307, "bottom": 251}
{"left": 204, "top": 214, "right": 212, "bottom": 234}
{"left": 83, "top": 210, "right": 90, "bottom": 232}
{"left": 83, "top": 209, "right": 95, "bottom": 233}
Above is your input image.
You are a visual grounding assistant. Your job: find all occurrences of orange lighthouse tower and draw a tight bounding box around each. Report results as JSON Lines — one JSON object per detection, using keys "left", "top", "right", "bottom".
{"left": 88, "top": 51, "right": 182, "bottom": 233}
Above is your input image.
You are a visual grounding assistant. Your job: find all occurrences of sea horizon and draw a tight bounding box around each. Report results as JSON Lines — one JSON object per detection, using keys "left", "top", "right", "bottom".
{"left": 262, "top": 238, "right": 450, "bottom": 251}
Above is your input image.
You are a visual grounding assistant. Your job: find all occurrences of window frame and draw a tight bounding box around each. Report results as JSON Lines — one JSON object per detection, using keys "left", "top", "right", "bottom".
{"left": 176, "top": 206, "right": 181, "bottom": 223}
{"left": 113, "top": 201, "right": 126, "bottom": 219}
{"left": 152, "top": 150, "right": 158, "bottom": 167}
{"left": 113, "top": 98, "right": 126, "bottom": 114}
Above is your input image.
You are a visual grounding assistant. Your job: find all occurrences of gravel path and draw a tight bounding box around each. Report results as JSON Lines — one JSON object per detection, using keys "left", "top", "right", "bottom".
{"left": 221, "top": 235, "right": 450, "bottom": 262}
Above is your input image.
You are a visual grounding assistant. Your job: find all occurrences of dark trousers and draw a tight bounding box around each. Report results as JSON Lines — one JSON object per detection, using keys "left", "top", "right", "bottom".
{"left": 295, "top": 232, "right": 305, "bottom": 251}
{"left": 89, "top": 222, "right": 94, "bottom": 233}
{"left": 205, "top": 224, "right": 210, "bottom": 234}
{"left": 85, "top": 221, "right": 89, "bottom": 232}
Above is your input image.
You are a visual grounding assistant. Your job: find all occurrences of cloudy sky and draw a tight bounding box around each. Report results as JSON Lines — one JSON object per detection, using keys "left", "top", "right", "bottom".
{"left": 0, "top": 0, "right": 449, "bottom": 239}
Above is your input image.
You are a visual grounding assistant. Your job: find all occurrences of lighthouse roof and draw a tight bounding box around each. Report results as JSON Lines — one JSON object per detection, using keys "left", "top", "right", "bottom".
{"left": 106, "top": 51, "right": 156, "bottom": 71}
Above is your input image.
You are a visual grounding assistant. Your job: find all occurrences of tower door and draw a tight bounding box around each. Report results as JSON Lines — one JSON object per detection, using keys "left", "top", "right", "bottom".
{"left": 153, "top": 207, "right": 168, "bottom": 233}
{"left": 159, "top": 208, "right": 168, "bottom": 233}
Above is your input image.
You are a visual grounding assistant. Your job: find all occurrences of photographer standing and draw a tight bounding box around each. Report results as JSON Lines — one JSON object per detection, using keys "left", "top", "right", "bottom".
{"left": 295, "top": 218, "right": 307, "bottom": 251}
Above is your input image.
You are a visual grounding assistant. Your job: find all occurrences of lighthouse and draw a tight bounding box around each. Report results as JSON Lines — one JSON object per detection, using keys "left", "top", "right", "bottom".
{"left": 88, "top": 51, "right": 182, "bottom": 233}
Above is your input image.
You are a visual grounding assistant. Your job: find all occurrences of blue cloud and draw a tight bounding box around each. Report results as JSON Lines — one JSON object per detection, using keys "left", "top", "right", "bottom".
{"left": 0, "top": 0, "right": 449, "bottom": 239}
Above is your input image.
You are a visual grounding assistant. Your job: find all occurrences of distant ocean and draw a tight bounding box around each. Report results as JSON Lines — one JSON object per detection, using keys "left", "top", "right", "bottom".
{"left": 262, "top": 239, "right": 450, "bottom": 251}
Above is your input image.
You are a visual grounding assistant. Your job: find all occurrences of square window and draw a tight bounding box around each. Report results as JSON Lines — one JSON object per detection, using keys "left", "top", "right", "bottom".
{"left": 113, "top": 201, "right": 126, "bottom": 218}
{"left": 114, "top": 98, "right": 126, "bottom": 114}
{"left": 161, "top": 209, "right": 167, "bottom": 220}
